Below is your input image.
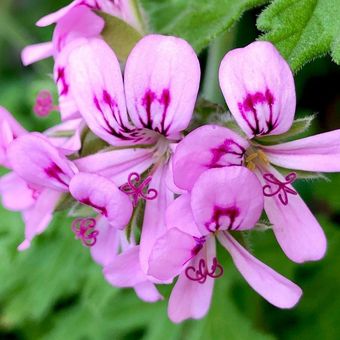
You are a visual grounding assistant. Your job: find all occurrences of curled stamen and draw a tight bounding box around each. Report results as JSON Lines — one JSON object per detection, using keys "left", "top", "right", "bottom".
{"left": 120, "top": 172, "right": 158, "bottom": 206}
{"left": 71, "top": 217, "right": 99, "bottom": 247}
{"left": 263, "top": 172, "right": 297, "bottom": 205}
{"left": 185, "top": 257, "right": 224, "bottom": 284}
{"left": 34, "top": 90, "right": 58, "bottom": 117}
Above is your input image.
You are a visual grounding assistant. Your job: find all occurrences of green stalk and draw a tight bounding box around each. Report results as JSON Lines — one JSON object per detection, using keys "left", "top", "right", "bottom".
{"left": 201, "top": 27, "right": 237, "bottom": 105}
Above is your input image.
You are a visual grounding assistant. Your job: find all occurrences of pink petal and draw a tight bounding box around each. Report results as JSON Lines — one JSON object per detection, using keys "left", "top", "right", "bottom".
{"left": 148, "top": 228, "right": 199, "bottom": 281}
{"left": 21, "top": 42, "right": 54, "bottom": 66}
{"left": 219, "top": 41, "right": 295, "bottom": 138}
{"left": 68, "top": 38, "right": 151, "bottom": 145}
{"left": 218, "top": 232, "right": 302, "bottom": 308}
{"left": 90, "top": 217, "right": 119, "bottom": 266}
{"left": 263, "top": 129, "right": 340, "bottom": 172}
{"left": 45, "top": 118, "right": 83, "bottom": 155}
{"left": 54, "top": 39, "right": 85, "bottom": 121}
{"left": 69, "top": 173, "right": 133, "bottom": 229}
{"left": 103, "top": 245, "right": 149, "bottom": 287}
{"left": 166, "top": 194, "right": 201, "bottom": 237}
{"left": 139, "top": 164, "right": 174, "bottom": 273}
{"left": 191, "top": 166, "right": 263, "bottom": 235}
{"left": 124, "top": 34, "right": 200, "bottom": 137}
{"left": 0, "top": 172, "right": 37, "bottom": 211}
{"left": 18, "top": 189, "right": 61, "bottom": 251}
{"left": 173, "top": 125, "right": 249, "bottom": 191}
{"left": 53, "top": 6, "right": 104, "bottom": 54}
{"left": 168, "top": 237, "right": 215, "bottom": 323}
{"left": 257, "top": 166, "right": 327, "bottom": 263}
{"left": 134, "top": 281, "right": 163, "bottom": 303}
{"left": 36, "top": 0, "right": 81, "bottom": 27}
{"left": 8, "top": 133, "right": 76, "bottom": 191}
{"left": 74, "top": 147, "right": 154, "bottom": 186}
{"left": 0, "top": 106, "right": 26, "bottom": 137}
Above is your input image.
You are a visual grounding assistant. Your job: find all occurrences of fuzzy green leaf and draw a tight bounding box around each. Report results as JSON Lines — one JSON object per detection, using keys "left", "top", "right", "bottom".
{"left": 257, "top": 0, "right": 340, "bottom": 72}
{"left": 141, "top": 0, "right": 269, "bottom": 52}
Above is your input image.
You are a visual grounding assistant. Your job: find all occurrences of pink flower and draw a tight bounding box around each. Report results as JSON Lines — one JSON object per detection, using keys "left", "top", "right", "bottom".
{"left": 148, "top": 166, "right": 302, "bottom": 323}
{"left": 173, "top": 41, "right": 340, "bottom": 263}
{"left": 0, "top": 106, "right": 26, "bottom": 167}
{"left": 0, "top": 109, "right": 83, "bottom": 250}
{"left": 65, "top": 34, "right": 200, "bottom": 273}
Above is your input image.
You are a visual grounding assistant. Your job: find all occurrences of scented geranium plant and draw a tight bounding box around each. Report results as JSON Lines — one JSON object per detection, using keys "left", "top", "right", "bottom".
{"left": 0, "top": 0, "right": 339, "bottom": 332}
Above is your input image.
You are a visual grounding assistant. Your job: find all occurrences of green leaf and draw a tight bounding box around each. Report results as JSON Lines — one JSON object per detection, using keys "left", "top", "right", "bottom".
{"left": 141, "top": 0, "right": 269, "bottom": 52}
{"left": 257, "top": 0, "right": 340, "bottom": 72}
{"left": 101, "top": 13, "right": 143, "bottom": 61}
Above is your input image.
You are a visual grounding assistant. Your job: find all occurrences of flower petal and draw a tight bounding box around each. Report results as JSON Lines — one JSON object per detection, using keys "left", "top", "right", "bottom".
{"left": 168, "top": 237, "right": 215, "bottom": 323}
{"left": 263, "top": 130, "right": 340, "bottom": 172}
{"left": 53, "top": 6, "right": 104, "bottom": 54}
{"left": 257, "top": 166, "right": 327, "bottom": 262}
{"left": 68, "top": 38, "right": 151, "bottom": 145}
{"left": 104, "top": 245, "right": 149, "bottom": 287}
{"left": 191, "top": 166, "right": 263, "bottom": 235}
{"left": 8, "top": 133, "right": 76, "bottom": 191}
{"left": 21, "top": 42, "right": 54, "bottom": 66}
{"left": 134, "top": 281, "right": 163, "bottom": 303}
{"left": 74, "top": 147, "right": 154, "bottom": 185}
{"left": 90, "top": 217, "right": 119, "bottom": 266}
{"left": 36, "top": 0, "right": 80, "bottom": 27}
{"left": 124, "top": 34, "right": 200, "bottom": 137}
{"left": 139, "top": 164, "right": 174, "bottom": 273}
{"left": 219, "top": 41, "right": 295, "bottom": 138}
{"left": 173, "top": 125, "right": 249, "bottom": 191}
{"left": 45, "top": 118, "right": 83, "bottom": 155}
{"left": 148, "top": 228, "right": 200, "bottom": 281}
{"left": 0, "top": 172, "right": 37, "bottom": 211}
{"left": 218, "top": 232, "right": 302, "bottom": 308}
{"left": 69, "top": 173, "right": 133, "bottom": 229}
{"left": 166, "top": 194, "right": 201, "bottom": 237}
{"left": 18, "top": 189, "right": 61, "bottom": 251}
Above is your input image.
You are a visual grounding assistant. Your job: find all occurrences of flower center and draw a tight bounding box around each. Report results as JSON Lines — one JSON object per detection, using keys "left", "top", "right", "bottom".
{"left": 72, "top": 217, "right": 99, "bottom": 247}
{"left": 244, "top": 147, "right": 269, "bottom": 171}
{"left": 185, "top": 257, "right": 224, "bottom": 284}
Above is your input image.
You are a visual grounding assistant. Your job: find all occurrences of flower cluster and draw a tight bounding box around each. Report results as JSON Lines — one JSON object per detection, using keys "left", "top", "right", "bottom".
{"left": 1, "top": 0, "right": 340, "bottom": 323}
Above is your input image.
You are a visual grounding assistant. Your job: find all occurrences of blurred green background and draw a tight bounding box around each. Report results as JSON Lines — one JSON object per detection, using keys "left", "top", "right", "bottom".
{"left": 0, "top": 0, "right": 340, "bottom": 339}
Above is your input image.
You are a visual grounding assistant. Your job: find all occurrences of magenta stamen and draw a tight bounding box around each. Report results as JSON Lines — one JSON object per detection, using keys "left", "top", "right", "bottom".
{"left": 185, "top": 257, "right": 224, "bottom": 284}
{"left": 34, "top": 90, "right": 58, "bottom": 117}
{"left": 263, "top": 172, "right": 297, "bottom": 205}
{"left": 120, "top": 172, "right": 158, "bottom": 206}
{"left": 71, "top": 217, "right": 99, "bottom": 247}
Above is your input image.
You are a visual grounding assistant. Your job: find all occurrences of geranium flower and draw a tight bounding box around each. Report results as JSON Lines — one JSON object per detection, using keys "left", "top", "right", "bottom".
{"left": 173, "top": 41, "right": 340, "bottom": 263}
{"left": 65, "top": 34, "right": 200, "bottom": 273}
{"left": 148, "top": 166, "right": 302, "bottom": 322}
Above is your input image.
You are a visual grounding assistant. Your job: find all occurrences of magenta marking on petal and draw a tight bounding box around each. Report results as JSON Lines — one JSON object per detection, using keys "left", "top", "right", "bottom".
{"left": 210, "top": 139, "right": 246, "bottom": 168}
{"left": 263, "top": 172, "right": 297, "bottom": 205}
{"left": 238, "top": 89, "right": 277, "bottom": 136}
{"left": 140, "top": 88, "right": 172, "bottom": 135}
{"left": 34, "top": 90, "right": 57, "bottom": 117}
{"left": 80, "top": 197, "right": 108, "bottom": 217}
{"left": 185, "top": 257, "right": 224, "bottom": 284}
{"left": 44, "top": 163, "right": 69, "bottom": 187}
{"left": 27, "top": 184, "right": 41, "bottom": 200}
{"left": 141, "top": 89, "right": 157, "bottom": 129}
{"left": 120, "top": 172, "right": 158, "bottom": 206}
{"left": 205, "top": 206, "right": 240, "bottom": 232}
{"left": 56, "top": 67, "right": 69, "bottom": 96}
{"left": 72, "top": 217, "right": 99, "bottom": 247}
